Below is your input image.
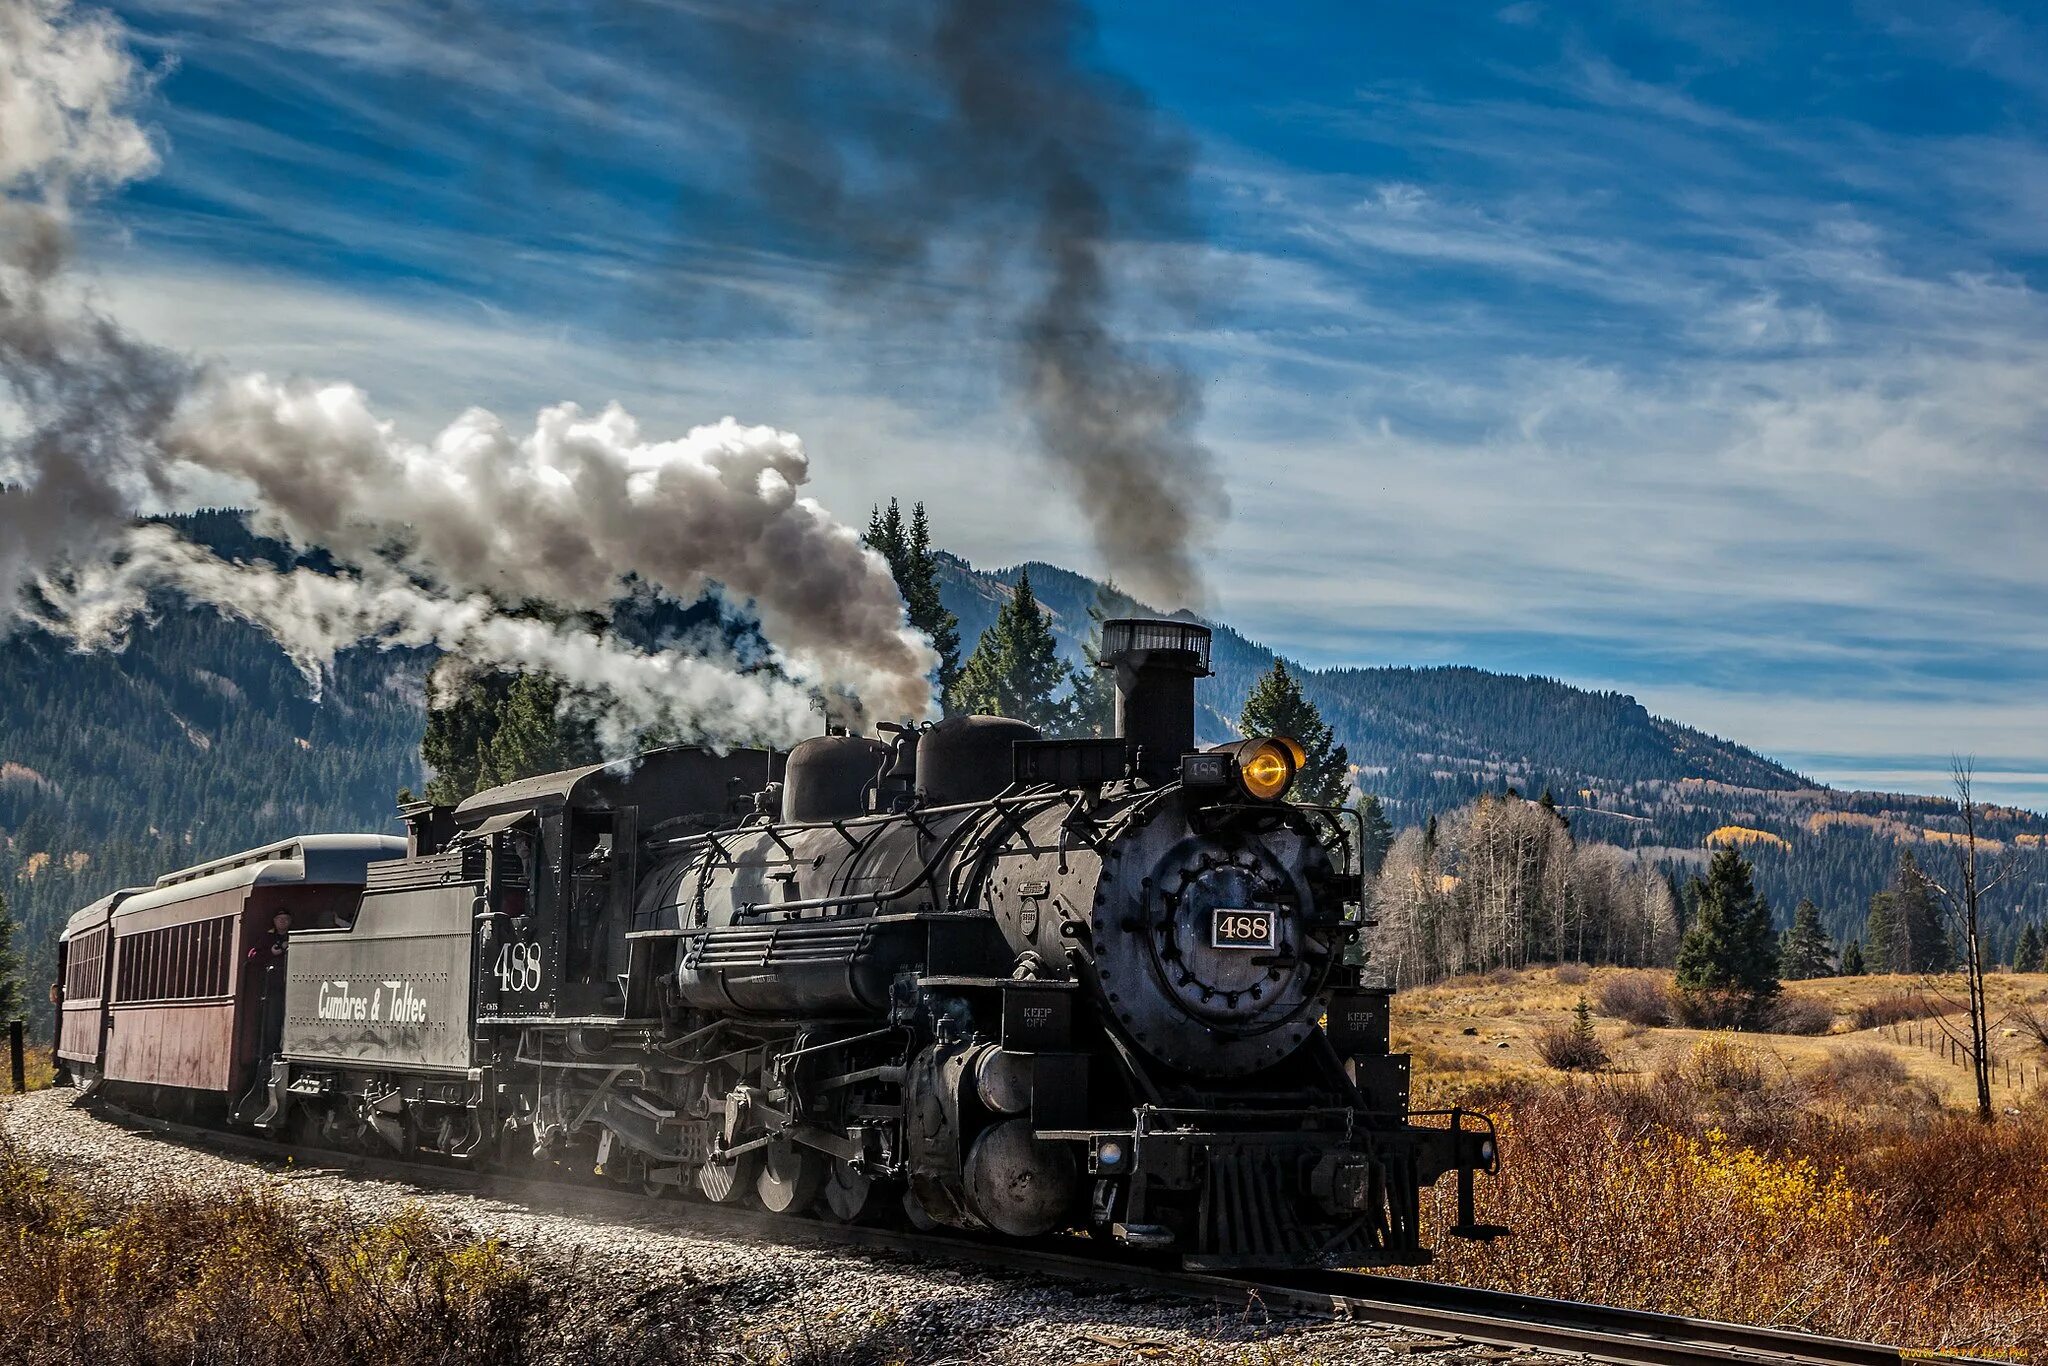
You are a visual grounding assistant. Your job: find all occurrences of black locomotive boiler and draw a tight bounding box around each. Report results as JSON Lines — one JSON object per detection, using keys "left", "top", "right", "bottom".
{"left": 58, "top": 619, "right": 1497, "bottom": 1268}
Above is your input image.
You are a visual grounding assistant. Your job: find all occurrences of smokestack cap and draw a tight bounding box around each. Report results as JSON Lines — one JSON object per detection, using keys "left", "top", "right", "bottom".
{"left": 1100, "top": 618, "right": 1212, "bottom": 676}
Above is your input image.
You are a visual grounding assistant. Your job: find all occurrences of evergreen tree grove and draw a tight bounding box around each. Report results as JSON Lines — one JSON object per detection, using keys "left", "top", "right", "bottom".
{"left": 0, "top": 889, "right": 21, "bottom": 1024}
{"left": 1239, "top": 660, "right": 1350, "bottom": 805}
{"left": 1864, "top": 891, "right": 1900, "bottom": 974}
{"left": 422, "top": 664, "right": 601, "bottom": 803}
{"left": 1779, "top": 898, "right": 1834, "bottom": 979}
{"left": 948, "top": 569, "right": 1075, "bottom": 732}
{"left": 1673, "top": 848, "right": 1780, "bottom": 1021}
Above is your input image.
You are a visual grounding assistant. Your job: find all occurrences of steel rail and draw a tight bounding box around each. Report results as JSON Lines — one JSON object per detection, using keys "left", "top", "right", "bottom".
{"left": 77, "top": 1101, "right": 1960, "bottom": 1366}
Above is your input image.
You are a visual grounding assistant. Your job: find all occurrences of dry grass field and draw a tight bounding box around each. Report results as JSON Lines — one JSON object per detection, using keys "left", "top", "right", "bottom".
{"left": 1398, "top": 965, "right": 2048, "bottom": 1108}
{"left": 1397, "top": 966, "right": 2048, "bottom": 1362}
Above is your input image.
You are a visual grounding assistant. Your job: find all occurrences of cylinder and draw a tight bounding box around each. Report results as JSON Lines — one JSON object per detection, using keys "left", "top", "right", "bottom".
{"left": 1101, "top": 619, "right": 1213, "bottom": 784}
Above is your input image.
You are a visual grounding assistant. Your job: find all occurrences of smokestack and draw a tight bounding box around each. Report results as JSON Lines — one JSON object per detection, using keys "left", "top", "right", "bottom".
{"left": 1099, "top": 618, "right": 1211, "bottom": 784}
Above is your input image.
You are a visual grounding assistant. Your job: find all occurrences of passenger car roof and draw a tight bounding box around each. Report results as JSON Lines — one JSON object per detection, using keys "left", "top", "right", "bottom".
{"left": 104, "top": 834, "right": 406, "bottom": 923}
{"left": 62, "top": 886, "right": 149, "bottom": 941}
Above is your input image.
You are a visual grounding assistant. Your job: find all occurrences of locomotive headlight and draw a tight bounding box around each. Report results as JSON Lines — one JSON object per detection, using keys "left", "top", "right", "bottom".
{"left": 1095, "top": 1138, "right": 1126, "bottom": 1169}
{"left": 1239, "top": 744, "right": 1293, "bottom": 799}
{"left": 1190, "top": 738, "right": 1305, "bottom": 801}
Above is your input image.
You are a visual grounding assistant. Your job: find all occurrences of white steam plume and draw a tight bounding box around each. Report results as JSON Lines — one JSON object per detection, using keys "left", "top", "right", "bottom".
{"left": 32, "top": 525, "right": 823, "bottom": 752}
{"left": 1, "top": 0, "right": 935, "bottom": 745}
{"left": 164, "top": 380, "right": 935, "bottom": 720}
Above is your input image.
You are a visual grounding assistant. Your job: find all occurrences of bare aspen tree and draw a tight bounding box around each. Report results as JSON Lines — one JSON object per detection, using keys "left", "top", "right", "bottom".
{"left": 1368, "top": 795, "right": 1685, "bottom": 985}
{"left": 1924, "top": 760, "right": 2018, "bottom": 1123}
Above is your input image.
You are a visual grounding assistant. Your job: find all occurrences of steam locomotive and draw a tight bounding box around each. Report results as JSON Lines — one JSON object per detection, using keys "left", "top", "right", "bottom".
{"left": 55, "top": 620, "right": 1496, "bottom": 1268}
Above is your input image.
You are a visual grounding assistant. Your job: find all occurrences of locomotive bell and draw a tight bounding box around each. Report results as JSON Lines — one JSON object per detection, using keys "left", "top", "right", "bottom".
{"left": 1100, "top": 619, "right": 1212, "bottom": 784}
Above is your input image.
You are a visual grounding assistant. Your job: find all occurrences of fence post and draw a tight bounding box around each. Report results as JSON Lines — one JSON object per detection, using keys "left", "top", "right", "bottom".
{"left": 7, "top": 1021, "right": 23, "bottom": 1094}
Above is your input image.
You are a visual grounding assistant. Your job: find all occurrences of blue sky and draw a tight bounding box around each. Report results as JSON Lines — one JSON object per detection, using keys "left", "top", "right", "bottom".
{"left": 83, "top": 1, "right": 2048, "bottom": 808}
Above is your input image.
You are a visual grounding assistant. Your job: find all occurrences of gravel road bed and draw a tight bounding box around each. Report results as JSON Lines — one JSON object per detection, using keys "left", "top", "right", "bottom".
{"left": 2, "top": 1088, "right": 1546, "bottom": 1365}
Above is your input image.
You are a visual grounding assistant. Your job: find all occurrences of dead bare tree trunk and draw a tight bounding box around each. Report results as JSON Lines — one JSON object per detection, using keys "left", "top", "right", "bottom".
{"left": 1952, "top": 761, "right": 1994, "bottom": 1123}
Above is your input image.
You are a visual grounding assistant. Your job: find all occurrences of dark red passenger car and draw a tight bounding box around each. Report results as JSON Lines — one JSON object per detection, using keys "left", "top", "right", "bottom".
{"left": 56, "top": 835, "right": 403, "bottom": 1111}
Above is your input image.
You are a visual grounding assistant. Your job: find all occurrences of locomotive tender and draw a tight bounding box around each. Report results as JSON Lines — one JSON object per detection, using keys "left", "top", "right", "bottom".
{"left": 57, "top": 620, "right": 1496, "bottom": 1268}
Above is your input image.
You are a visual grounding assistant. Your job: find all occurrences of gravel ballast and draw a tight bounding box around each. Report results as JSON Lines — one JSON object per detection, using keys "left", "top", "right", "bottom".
{"left": 1, "top": 1086, "right": 1547, "bottom": 1365}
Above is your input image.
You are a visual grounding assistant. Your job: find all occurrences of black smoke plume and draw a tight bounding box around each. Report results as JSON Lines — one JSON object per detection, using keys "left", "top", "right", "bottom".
{"left": 700, "top": 0, "right": 1225, "bottom": 607}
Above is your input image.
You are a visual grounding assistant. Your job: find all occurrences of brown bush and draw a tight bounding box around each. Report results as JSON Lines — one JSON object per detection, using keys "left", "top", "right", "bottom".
{"left": 1534, "top": 1025, "right": 1609, "bottom": 1072}
{"left": 1760, "top": 993, "right": 1835, "bottom": 1036}
{"left": 1415, "top": 1070, "right": 2048, "bottom": 1356}
{"left": 1669, "top": 987, "right": 1769, "bottom": 1030}
{"left": 1683, "top": 1036, "right": 1769, "bottom": 1096}
{"left": 1595, "top": 972, "right": 1672, "bottom": 1027}
{"left": 1554, "top": 963, "right": 1591, "bottom": 986}
{"left": 1810, "top": 1045, "right": 1908, "bottom": 1094}
{"left": 1804, "top": 1047, "right": 1939, "bottom": 1125}
{"left": 1852, "top": 995, "right": 1945, "bottom": 1031}
{"left": 0, "top": 1138, "right": 541, "bottom": 1365}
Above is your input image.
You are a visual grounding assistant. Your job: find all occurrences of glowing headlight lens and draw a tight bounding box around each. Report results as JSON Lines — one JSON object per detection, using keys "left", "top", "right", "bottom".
{"left": 1238, "top": 742, "right": 1294, "bottom": 800}
{"left": 1096, "top": 1139, "right": 1124, "bottom": 1167}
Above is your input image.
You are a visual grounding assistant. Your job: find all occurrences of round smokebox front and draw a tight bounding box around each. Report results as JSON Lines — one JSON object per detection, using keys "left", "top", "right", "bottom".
{"left": 1089, "top": 806, "right": 1328, "bottom": 1078}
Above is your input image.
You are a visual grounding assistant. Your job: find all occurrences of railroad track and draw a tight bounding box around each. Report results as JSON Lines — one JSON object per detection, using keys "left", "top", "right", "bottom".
{"left": 95, "top": 1101, "right": 1943, "bottom": 1366}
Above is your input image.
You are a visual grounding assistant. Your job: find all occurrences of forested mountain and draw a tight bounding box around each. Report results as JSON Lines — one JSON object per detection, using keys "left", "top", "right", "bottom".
{"left": 0, "top": 514, "right": 428, "bottom": 1014}
{"left": 936, "top": 555, "right": 2048, "bottom": 957}
{"left": 3, "top": 524, "right": 2042, "bottom": 1032}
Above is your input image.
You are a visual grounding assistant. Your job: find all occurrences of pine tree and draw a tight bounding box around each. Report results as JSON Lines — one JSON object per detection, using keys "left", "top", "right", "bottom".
{"left": 1864, "top": 890, "right": 1901, "bottom": 974}
{"left": 948, "top": 569, "right": 1075, "bottom": 732}
{"left": 867, "top": 499, "right": 963, "bottom": 708}
{"left": 865, "top": 499, "right": 907, "bottom": 577}
{"left": 1897, "top": 851, "right": 1954, "bottom": 973}
{"left": 2017, "top": 922, "right": 2044, "bottom": 974}
{"left": 1779, "top": 899, "right": 1834, "bottom": 979}
{"left": 1840, "top": 938, "right": 1865, "bottom": 976}
{"left": 489, "top": 673, "right": 600, "bottom": 784}
{"left": 906, "top": 504, "right": 963, "bottom": 705}
{"left": 1067, "top": 581, "right": 1122, "bottom": 738}
{"left": 1674, "top": 848, "right": 1780, "bottom": 1021}
{"left": 1357, "top": 793, "right": 1395, "bottom": 876}
{"left": 1869, "top": 852, "right": 1953, "bottom": 974}
{"left": 0, "top": 889, "right": 21, "bottom": 1024}
{"left": 422, "top": 663, "right": 516, "bottom": 803}
{"left": 1571, "top": 995, "right": 1598, "bottom": 1050}
{"left": 1239, "top": 660, "right": 1350, "bottom": 805}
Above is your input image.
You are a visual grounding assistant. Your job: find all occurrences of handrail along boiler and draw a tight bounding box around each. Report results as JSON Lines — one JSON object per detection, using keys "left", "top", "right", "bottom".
{"left": 58, "top": 619, "right": 1498, "bottom": 1268}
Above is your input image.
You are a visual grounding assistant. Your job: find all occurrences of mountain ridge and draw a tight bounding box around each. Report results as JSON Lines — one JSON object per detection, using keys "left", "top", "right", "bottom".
{"left": 2, "top": 521, "right": 2042, "bottom": 1026}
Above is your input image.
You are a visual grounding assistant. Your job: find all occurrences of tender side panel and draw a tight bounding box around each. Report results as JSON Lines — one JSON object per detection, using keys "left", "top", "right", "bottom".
{"left": 282, "top": 883, "right": 476, "bottom": 1073}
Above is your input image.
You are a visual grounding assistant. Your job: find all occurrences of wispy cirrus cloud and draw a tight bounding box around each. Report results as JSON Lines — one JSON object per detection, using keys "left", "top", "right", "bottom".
{"left": 63, "top": 0, "right": 2048, "bottom": 805}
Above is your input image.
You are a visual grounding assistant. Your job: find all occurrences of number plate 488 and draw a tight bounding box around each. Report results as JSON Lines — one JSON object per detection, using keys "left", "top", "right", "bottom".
{"left": 494, "top": 940, "right": 543, "bottom": 994}
{"left": 1211, "top": 908, "right": 1277, "bottom": 950}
